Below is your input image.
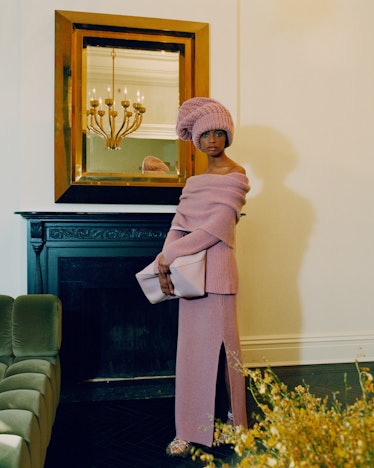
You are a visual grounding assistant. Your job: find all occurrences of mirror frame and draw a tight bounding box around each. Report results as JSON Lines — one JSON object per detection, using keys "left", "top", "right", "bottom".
{"left": 55, "top": 10, "right": 209, "bottom": 204}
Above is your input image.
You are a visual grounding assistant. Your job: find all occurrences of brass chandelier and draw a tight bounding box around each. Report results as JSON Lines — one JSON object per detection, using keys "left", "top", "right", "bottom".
{"left": 86, "top": 49, "right": 146, "bottom": 150}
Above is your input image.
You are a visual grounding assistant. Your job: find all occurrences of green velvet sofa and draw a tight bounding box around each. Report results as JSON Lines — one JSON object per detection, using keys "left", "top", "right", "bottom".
{"left": 0, "top": 294, "right": 62, "bottom": 468}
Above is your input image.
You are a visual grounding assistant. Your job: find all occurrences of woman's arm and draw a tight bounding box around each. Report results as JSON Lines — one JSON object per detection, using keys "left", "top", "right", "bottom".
{"left": 158, "top": 228, "right": 220, "bottom": 296}
{"left": 163, "top": 228, "right": 219, "bottom": 264}
{"left": 162, "top": 228, "right": 183, "bottom": 249}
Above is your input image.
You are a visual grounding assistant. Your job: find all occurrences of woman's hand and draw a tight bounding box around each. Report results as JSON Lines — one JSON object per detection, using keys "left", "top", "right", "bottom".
{"left": 158, "top": 253, "right": 175, "bottom": 296}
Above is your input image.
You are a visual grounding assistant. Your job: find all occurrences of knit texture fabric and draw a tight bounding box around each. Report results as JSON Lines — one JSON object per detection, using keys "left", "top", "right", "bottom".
{"left": 176, "top": 294, "right": 248, "bottom": 446}
{"left": 176, "top": 97, "right": 234, "bottom": 151}
{"left": 171, "top": 172, "right": 249, "bottom": 247}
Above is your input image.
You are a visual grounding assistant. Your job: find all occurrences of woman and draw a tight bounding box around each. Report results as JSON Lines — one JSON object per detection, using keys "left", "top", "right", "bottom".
{"left": 157, "top": 97, "right": 250, "bottom": 457}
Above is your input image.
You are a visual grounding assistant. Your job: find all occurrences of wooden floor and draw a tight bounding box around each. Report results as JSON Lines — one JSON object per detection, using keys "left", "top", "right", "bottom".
{"left": 44, "top": 361, "right": 372, "bottom": 468}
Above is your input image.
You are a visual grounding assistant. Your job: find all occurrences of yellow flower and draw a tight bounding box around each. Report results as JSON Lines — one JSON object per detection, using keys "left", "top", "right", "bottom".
{"left": 266, "top": 456, "right": 277, "bottom": 466}
{"left": 201, "top": 363, "right": 374, "bottom": 468}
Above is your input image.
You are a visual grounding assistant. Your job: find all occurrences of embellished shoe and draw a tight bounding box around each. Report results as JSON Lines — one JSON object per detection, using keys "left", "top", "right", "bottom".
{"left": 166, "top": 437, "right": 192, "bottom": 457}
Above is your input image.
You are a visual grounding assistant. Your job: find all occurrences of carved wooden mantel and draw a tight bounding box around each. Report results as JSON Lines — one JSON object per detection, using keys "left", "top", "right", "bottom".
{"left": 17, "top": 212, "right": 173, "bottom": 294}
{"left": 17, "top": 212, "right": 178, "bottom": 396}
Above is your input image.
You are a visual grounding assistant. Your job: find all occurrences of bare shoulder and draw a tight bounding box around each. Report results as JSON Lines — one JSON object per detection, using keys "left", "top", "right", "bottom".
{"left": 228, "top": 163, "right": 246, "bottom": 175}
{"left": 224, "top": 156, "right": 246, "bottom": 175}
{"left": 207, "top": 156, "right": 247, "bottom": 175}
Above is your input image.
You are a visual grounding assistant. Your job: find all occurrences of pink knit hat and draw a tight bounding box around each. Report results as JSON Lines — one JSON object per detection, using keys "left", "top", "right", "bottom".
{"left": 176, "top": 97, "right": 234, "bottom": 151}
{"left": 142, "top": 156, "right": 169, "bottom": 173}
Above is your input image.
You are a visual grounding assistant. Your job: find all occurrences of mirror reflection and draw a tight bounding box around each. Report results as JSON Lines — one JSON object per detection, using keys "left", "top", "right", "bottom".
{"left": 85, "top": 46, "right": 180, "bottom": 176}
{"left": 54, "top": 10, "right": 209, "bottom": 204}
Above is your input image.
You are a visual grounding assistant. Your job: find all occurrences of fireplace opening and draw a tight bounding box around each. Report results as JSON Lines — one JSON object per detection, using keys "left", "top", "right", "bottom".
{"left": 59, "top": 256, "right": 179, "bottom": 386}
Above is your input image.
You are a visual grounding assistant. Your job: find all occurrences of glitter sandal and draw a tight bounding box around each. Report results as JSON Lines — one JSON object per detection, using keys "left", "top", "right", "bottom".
{"left": 166, "top": 437, "right": 192, "bottom": 457}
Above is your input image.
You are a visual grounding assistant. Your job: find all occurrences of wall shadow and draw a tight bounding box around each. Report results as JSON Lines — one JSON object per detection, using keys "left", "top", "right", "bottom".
{"left": 234, "top": 126, "right": 316, "bottom": 363}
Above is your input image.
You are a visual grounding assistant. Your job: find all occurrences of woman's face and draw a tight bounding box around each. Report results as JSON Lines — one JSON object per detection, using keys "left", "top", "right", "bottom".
{"left": 199, "top": 129, "right": 226, "bottom": 156}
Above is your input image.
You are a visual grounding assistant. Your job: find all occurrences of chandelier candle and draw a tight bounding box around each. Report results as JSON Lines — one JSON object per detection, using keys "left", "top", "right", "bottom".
{"left": 87, "top": 48, "right": 146, "bottom": 150}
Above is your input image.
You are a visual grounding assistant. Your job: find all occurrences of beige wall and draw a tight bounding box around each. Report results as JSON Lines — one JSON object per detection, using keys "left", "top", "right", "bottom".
{"left": 1, "top": 0, "right": 373, "bottom": 365}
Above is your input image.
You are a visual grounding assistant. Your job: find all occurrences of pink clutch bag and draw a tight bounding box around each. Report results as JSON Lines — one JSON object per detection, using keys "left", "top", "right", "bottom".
{"left": 135, "top": 250, "right": 206, "bottom": 304}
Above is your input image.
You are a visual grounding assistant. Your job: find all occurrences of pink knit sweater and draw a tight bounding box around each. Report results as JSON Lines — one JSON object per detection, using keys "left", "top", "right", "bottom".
{"left": 162, "top": 172, "right": 249, "bottom": 294}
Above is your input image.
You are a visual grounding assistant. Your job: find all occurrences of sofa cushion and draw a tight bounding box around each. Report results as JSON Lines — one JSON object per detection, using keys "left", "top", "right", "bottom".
{"left": 0, "top": 362, "right": 9, "bottom": 382}
{"left": 12, "top": 295, "right": 62, "bottom": 357}
{"left": 0, "top": 409, "right": 41, "bottom": 468}
{"left": 0, "top": 389, "right": 49, "bottom": 449}
{"left": 0, "top": 296, "right": 14, "bottom": 358}
{"left": 5, "top": 359, "right": 60, "bottom": 412}
{"left": 0, "top": 434, "right": 31, "bottom": 468}
{"left": 0, "top": 373, "right": 55, "bottom": 428}
{"left": 13, "top": 356, "right": 61, "bottom": 399}
{"left": 6, "top": 359, "right": 55, "bottom": 380}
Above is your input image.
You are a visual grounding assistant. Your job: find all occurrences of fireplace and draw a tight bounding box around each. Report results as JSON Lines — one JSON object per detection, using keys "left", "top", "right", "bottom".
{"left": 17, "top": 212, "right": 178, "bottom": 400}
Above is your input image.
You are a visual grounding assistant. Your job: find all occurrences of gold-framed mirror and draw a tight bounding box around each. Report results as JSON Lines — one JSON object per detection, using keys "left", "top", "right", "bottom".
{"left": 55, "top": 10, "right": 209, "bottom": 204}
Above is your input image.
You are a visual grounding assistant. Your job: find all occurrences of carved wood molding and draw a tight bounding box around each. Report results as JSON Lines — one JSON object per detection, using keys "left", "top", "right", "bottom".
{"left": 47, "top": 226, "right": 167, "bottom": 242}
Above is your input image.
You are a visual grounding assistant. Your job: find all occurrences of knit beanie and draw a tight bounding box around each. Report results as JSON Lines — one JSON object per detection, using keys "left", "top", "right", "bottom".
{"left": 176, "top": 97, "right": 234, "bottom": 151}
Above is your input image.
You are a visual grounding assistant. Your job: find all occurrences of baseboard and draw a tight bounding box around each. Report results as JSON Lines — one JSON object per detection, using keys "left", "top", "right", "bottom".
{"left": 240, "top": 331, "right": 374, "bottom": 367}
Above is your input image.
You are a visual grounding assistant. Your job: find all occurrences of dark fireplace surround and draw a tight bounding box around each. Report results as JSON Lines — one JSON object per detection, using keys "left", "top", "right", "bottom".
{"left": 17, "top": 212, "right": 178, "bottom": 400}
